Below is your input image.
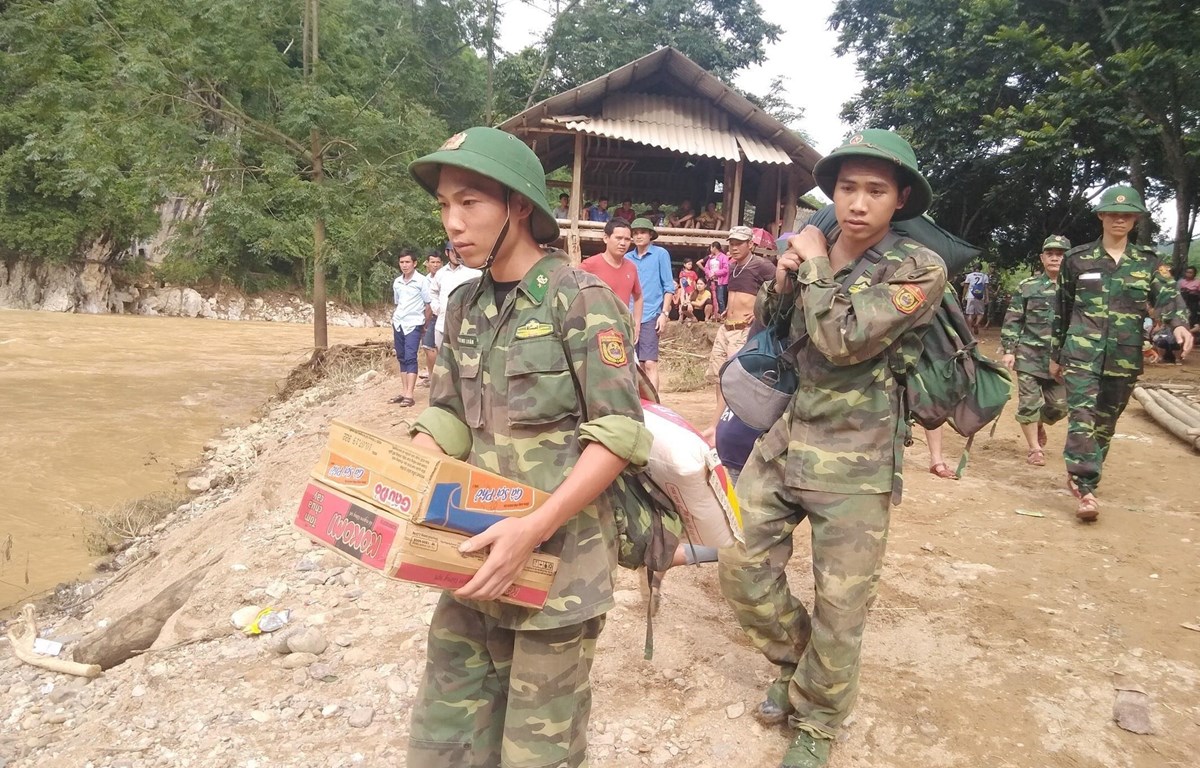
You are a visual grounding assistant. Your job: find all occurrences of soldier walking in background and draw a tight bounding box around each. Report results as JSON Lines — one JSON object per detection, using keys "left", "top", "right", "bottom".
{"left": 718, "top": 130, "right": 946, "bottom": 768}
{"left": 1001, "top": 235, "right": 1070, "bottom": 466}
{"left": 405, "top": 127, "right": 650, "bottom": 768}
{"left": 1051, "top": 185, "right": 1192, "bottom": 521}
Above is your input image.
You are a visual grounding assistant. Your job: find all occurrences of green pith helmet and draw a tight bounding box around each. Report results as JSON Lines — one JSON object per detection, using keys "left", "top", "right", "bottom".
{"left": 1042, "top": 234, "right": 1071, "bottom": 251}
{"left": 408, "top": 127, "right": 559, "bottom": 244}
{"left": 1094, "top": 185, "right": 1146, "bottom": 214}
{"left": 629, "top": 217, "right": 659, "bottom": 240}
{"left": 812, "top": 129, "right": 933, "bottom": 221}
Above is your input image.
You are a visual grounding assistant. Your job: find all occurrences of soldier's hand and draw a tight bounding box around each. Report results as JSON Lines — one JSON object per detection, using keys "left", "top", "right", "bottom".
{"left": 1002, "top": 353, "right": 1016, "bottom": 372}
{"left": 1049, "top": 360, "right": 1064, "bottom": 383}
{"left": 455, "top": 517, "right": 545, "bottom": 602}
{"left": 777, "top": 226, "right": 826, "bottom": 291}
{"left": 1175, "top": 326, "right": 1194, "bottom": 359}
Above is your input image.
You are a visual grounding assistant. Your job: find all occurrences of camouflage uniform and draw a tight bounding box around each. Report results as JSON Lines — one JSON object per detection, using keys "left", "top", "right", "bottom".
{"left": 1054, "top": 240, "right": 1188, "bottom": 494}
{"left": 1000, "top": 272, "right": 1066, "bottom": 425}
{"left": 718, "top": 236, "right": 946, "bottom": 739}
{"left": 408, "top": 251, "right": 650, "bottom": 767}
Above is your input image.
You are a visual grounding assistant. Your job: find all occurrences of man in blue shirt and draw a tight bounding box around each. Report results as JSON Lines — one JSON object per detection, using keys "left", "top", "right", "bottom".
{"left": 625, "top": 217, "right": 674, "bottom": 390}
{"left": 588, "top": 196, "right": 611, "bottom": 223}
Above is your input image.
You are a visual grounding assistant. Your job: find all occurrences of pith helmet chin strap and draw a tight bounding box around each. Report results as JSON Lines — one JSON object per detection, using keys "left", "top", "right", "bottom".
{"left": 480, "top": 190, "right": 513, "bottom": 272}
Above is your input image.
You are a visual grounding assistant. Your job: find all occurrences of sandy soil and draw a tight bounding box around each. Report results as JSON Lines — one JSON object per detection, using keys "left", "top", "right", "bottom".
{"left": 1, "top": 330, "right": 1197, "bottom": 768}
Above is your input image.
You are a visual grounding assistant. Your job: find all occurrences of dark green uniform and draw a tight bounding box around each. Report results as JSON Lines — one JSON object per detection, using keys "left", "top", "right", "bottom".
{"left": 1054, "top": 240, "right": 1188, "bottom": 494}
{"left": 408, "top": 252, "right": 650, "bottom": 768}
{"left": 718, "top": 235, "right": 946, "bottom": 739}
{"left": 1000, "top": 273, "right": 1066, "bottom": 425}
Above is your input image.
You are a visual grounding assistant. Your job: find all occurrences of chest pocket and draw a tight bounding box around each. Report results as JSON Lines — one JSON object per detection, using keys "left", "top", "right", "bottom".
{"left": 456, "top": 349, "right": 484, "bottom": 429}
{"left": 504, "top": 337, "right": 580, "bottom": 427}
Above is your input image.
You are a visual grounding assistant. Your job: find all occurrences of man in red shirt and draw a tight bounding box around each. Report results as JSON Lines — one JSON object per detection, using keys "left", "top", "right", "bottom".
{"left": 580, "top": 218, "right": 644, "bottom": 343}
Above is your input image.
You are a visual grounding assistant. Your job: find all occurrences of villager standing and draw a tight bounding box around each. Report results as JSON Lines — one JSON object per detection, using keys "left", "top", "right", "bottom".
{"left": 718, "top": 130, "right": 946, "bottom": 768}
{"left": 1051, "top": 185, "right": 1192, "bottom": 521}
{"left": 625, "top": 217, "right": 674, "bottom": 391}
{"left": 389, "top": 249, "right": 432, "bottom": 407}
{"left": 419, "top": 248, "right": 443, "bottom": 382}
{"left": 1000, "top": 235, "right": 1070, "bottom": 466}
{"left": 405, "top": 126, "right": 649, "bottom": 768}
{"left": 702, "top": 225, "right": 775, "bottom": 442}
{"left": 580, "top": 218, "right": 644, "bottom": 340}
{"left": 430, "top": 244, "right": 481, "bottom": 349}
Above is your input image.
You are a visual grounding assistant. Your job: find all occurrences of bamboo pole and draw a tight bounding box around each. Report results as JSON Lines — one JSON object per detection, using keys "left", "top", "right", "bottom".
{"left": 1133, "top": 387, "right": 1200, "bottom": 452}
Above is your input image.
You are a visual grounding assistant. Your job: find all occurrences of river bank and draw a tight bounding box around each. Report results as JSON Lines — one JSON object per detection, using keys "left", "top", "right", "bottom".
{"left": 0, "top": 337, "right": 1197, "bottom": 768}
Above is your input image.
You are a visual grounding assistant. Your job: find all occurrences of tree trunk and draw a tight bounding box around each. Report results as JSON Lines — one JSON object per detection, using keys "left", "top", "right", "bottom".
{"left": 308, "top": 0, "right": 328, "bottom": 349}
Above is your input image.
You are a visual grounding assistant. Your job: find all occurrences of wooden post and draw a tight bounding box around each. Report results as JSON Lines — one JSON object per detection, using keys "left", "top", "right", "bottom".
{"left": 568, "top": 132, "right": 584, "bottom": 264}
{"left": 782, "top": 166, "right": 799, "bottom": 233}
{"left": 722, "top": 163, "right": 734, "bottom": 226}
{"left": 729, "top": 159, "right": 744, "bottom": 228}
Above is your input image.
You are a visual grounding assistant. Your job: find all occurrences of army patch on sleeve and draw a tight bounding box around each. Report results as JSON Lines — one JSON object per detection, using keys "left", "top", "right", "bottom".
{"left": 1157, "top": 264, "right": 1172, "bottom": 279}
{"left": 891, "top": 284, "right": 926, "bottom": 315}
{"left": 597, "top": 328, "right": 628, "bottom": 367}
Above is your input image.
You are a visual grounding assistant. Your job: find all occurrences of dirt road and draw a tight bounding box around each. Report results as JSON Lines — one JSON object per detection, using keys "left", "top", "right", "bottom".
{"left": 1, "top": 338, "right": 1196, "bottom": 768}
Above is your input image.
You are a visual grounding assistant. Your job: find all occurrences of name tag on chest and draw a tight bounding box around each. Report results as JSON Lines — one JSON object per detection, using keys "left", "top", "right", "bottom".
{"left": 1079, "top": 272, "right": 1102, "bottom": 281}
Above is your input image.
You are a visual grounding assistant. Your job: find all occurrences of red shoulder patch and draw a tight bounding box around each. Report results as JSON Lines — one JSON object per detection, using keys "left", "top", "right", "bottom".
{"left": 891, "top": 284, "right": 926, "bottom": 315}
{"left": 597, "top": 328, "right": 628, "bottom": 367}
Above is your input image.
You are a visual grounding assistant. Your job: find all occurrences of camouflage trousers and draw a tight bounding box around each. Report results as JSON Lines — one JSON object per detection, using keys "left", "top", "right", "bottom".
{"left": 407, "top": 593, "right": 605, "bottom": 768}
{"left": 1015, "top": 370, "right": 1067, "bottom": 425}
{"left": 1063, "top": 368, "right": 1137, "bottom": 495}
{"left": 717, "top": 445, "right": 890, "bottom": 739}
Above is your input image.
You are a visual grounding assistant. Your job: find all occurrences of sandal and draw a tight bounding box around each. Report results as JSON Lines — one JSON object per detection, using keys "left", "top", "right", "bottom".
{"left": 1027, "top": 449, "right": 1045, "bottom": 466}
{"left": 1066, "top": 476, "right": 1082, "bottom": 499}
{"left": 390, "top": 395, "right": 415, "bottom": 407}
{"left": 1076, "top": 494, "right": 1099, "bottom": 522}
{"left": 929, "top": 462, "right": 958, "bottom": 480}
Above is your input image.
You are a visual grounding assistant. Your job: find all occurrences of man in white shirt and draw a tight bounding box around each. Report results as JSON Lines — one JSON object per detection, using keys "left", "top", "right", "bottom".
{"left": 390, "top": 249, "right": 432, "bottom": 407}
{"left": 431, "top": 245, "right": 482, "bottom": 348}
{"left": 420, "top": 248, "right": 443, "bottom": 381}
{"left": 961, "top": 263, "right": 989, "bottom": 333}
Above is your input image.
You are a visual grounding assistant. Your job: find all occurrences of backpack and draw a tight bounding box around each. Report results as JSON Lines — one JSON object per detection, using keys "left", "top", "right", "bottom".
{"left": 970, "top": 279, "right": 985, "bottom": 300}
{"left": 550, "top": 265, "right": 683, "bottom": 658}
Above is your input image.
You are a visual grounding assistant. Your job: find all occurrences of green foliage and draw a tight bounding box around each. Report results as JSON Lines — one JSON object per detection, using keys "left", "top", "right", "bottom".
{"left": 0, "top": 0, "right": 488, "bottom": 302}
{"left": 831, "top": 0, "right": 1200, "bottom": 270}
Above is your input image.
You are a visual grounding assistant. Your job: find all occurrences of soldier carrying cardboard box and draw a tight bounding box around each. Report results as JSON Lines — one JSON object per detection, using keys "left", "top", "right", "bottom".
{"left": 404, "top": 127, "right": 652, "bottom": 768}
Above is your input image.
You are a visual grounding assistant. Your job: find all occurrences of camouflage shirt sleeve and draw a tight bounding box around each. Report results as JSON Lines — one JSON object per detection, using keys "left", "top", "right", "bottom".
{"left": 410, "top": 288, "right": 472, "bottom": 460}
{"left": 793, "top": 248, "right": 947, "bottom": 366}
{"left": 1052, "top": 252, "right": 1077, "bottom": 364}
{"left": 558, "top": 281, "right": 652, "bottom": 466}
{"left": 999, "top": 282, "right": 1026, "bottom": 354}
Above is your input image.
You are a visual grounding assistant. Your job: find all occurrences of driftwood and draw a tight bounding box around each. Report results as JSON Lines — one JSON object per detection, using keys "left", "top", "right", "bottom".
{"left": 73, "top": 557, "right": 216, "bottom": 670}
{"left": 1133, "top": 387, "right": 1200, "bottom": 452}
{"left": 7, "top": 605, "right": 102, "bottom": 678}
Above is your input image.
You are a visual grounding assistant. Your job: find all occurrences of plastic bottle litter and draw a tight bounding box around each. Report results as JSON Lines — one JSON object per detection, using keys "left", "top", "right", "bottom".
{"left": 244, "top": 607, "right": 291, "bottom": 635}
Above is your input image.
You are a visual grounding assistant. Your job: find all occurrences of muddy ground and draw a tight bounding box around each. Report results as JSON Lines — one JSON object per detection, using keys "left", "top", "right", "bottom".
{"left": 0, "top": 330, "right": 1197, "bottom": 768}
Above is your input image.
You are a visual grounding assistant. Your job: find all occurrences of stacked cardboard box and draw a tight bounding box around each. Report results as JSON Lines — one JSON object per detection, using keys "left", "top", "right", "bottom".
{"left": 293, "top": 420, "right": 557, "bottom": 609}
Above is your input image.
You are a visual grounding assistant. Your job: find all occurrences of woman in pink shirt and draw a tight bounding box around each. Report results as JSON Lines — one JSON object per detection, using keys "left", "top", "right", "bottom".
{"left": 1179, "top": 266, "right": 1200, "bottom": 331}
{"left": 703, "top": 241, "right": 730, "bottom": 317}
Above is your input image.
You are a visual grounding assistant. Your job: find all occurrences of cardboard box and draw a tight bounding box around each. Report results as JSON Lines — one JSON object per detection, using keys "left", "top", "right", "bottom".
{"left": 293, "top": 482, "right": 405, "bottom": 574}
{"left": 397, "top": 525, "right": 559, "bottom": 609}
{"left": 315, "top": 420, "right": 550, "bottom": 535}
{"left": 292, "top": 480, "right": 559, "bottom": 609}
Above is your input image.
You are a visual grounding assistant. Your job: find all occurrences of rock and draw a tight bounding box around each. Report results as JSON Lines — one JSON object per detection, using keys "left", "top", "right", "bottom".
{"left": 343, "top": 648, "right": 371, "bottom": 665}
{"left": 281, "top": 653, "right": 318, "bottom": 669}
{"left": 265, "top": 580, "right": 289, "bottom": 599}
{"left": 349, "top": 707, "right": 375, "bottom": 728}
{"left": 386, "top": 676, "right": 406, "bottom": 695}
{"left": 131, "top": 685, "right": 146, "bottom": 698}
{"left": 321, "top": 704, "right": 340, "bottom": 717}
{"left": 230, "top": 606, "right": 262, "bottom": 630}
{"left": 354, "top": 370, "right": 379, "bottom": 384}
{"left": 287, "top": 628, "right": 327, "bottom": 655}
{"left": 187, "top": 476, "right": 213, "bottom": 493}
{"left": 41, "top": 712, "right": 68, "bottom": 725}
{"left": 1113, "top": 686, "right": 1155, "bottom": 735}
{"left": 309, "top": 663, "right": 337, "bottom": 682}
{"left": 249, "top": 710, "right": 271, "bottom": 723}
{"left": 725, "top": 702, "right": 745, "bottom": 719}
{"left": 268, "top": 626, "right": 303, "bottom": 655}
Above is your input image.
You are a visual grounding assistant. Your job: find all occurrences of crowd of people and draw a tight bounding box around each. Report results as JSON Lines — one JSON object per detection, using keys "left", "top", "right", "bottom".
{"left": 387, "top": 125, "right": 1194, "bottom": 768}
{"left": 551, "top": 192, "right": 728, "bottom": 230}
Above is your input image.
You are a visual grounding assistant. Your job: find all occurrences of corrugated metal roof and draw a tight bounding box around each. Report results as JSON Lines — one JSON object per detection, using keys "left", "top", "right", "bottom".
{"left": 735, "top": 131, "right": 793, "bottom": 165}
{"left": 561, "top": 116, "right": 742, "bottom": 161}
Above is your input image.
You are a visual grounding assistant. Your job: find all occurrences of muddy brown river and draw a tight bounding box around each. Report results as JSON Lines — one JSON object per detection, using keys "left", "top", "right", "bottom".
{"left": 0, "top": 310, "right": 386, "bottom": 608}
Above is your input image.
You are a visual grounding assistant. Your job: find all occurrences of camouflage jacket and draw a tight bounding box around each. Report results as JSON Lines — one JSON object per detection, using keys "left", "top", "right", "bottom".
{"left": 1000, "top": 273, "right": 1056, "bottom": 376}
{"left": 412, "top": 250, "right": 651, "bottom": 631}
{"left": 1053, "top": 240, "right": 1189, "bottom": 377}
{"left": 755, "top": 234, "right": 947, "bottom": 498}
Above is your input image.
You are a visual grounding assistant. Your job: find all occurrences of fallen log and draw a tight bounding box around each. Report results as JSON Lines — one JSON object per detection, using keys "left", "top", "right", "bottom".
{"left": 73, "top": 556, "right": 217, "bottom": 670}
{"left": 1139, "top": 387, "right": 1200, "bottom": 429}
{"left": 1133, "top": 387, "right": 1200, "bottom": 452}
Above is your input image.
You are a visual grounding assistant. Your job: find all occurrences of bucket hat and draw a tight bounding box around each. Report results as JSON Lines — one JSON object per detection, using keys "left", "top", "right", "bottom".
{"left": 409, "top": 127, "right": 559, "bottom": 244}
{"left": 813, "top": 129, "right": 933, "bottom": 221}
